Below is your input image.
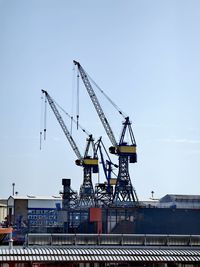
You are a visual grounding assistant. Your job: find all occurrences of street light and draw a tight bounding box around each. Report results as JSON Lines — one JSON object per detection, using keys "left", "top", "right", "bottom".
{"left": 12, "top": 183, "right": 15, "bottom": 196}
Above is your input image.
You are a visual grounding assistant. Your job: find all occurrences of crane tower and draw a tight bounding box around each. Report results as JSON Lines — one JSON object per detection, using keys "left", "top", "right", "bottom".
{"left": 73, "top": 61, "right": 138, "bottom": 206}
{"left": 42, "top": 90, "right": 98, "bottom": 208}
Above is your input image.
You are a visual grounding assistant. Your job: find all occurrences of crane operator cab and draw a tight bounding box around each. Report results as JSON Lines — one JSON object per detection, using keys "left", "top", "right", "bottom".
{"left": 109, "top": 144, "right": 137, "bottom": 163}
{"left": 109, "top": 116, "right": 137, "bottom": 164}
{"left": 76, "top": 157, "right": 99, "bottom": 173}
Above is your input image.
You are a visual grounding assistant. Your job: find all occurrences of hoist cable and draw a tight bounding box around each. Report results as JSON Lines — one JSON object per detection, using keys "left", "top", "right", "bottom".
{"left": 40, "top": 93, "right": 44, "bottom": 150}
{"left": 51, "top": 97, "right": 91, "bottom": 137}
{"left": 71, "top": 66, "right": 76, "bottom": 135}
{"left": 70, "top": 116, "right": 73, "bottom": 136}
{"left": 44, "top": 97, "right": 47, "bottom": 140}
{"left": 76, "top": 70, "right": 80, "bottom": 130}
{"left": 85, "top": 70, "right": 128, "bottom": 119}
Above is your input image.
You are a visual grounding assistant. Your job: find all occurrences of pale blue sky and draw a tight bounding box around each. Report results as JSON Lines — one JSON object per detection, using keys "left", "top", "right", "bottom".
{"left": 1, "top": 0, "right": 200, "bottom": 200}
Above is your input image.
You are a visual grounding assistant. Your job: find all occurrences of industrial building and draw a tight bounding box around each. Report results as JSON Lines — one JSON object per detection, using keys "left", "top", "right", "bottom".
{"left": 158, "top": 194, "right": 200, "bottom": 209}
{"left": 0, "top": 199, "right": 7, "bottom": 226}
{"left": 4, "top": 192, "right": 200, "bottom": 236}
{"left": 7, "top": 195, "right": 62, "bottom": 233}
{"left": 1, "top": 60, "right": 200, "bottom": 266}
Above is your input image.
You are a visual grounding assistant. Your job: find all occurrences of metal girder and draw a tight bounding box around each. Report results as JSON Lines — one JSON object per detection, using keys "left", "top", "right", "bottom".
{"left": 79, "top": 167, "right": 95, "bottom": 208}
{"left": 73, "top": 62, "right": 139, "bottom": 206}
{"left": 113, "top": 155, "right": 138, "bottom": 205}
{"left": 42, "top": 90, "right": 96, "bottom": 208}
{"left": 73, "top": 61, "right": 117, "bottom": 148}
{"left": 42, "top": 90, "right": 82, "bottom": 160}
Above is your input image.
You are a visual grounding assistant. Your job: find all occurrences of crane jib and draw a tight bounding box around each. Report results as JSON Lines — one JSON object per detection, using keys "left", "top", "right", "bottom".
{"left": 73, "top": 61, "right": 138, "bottom": 203}
{"left": 74, "top": 61, "right": 118, "bottom": 148}
{"left": 42, "top": 89, "right": 83, "bottom": 161}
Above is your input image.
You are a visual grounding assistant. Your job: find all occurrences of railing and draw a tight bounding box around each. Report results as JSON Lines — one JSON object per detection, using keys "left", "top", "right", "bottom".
{"left": 26, "top": 233, "right": 200, "bottom": 247}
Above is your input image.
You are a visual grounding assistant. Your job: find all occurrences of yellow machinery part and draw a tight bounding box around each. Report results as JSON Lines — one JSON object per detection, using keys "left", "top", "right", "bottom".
{"left": 110, "top": 178, "right": 117, "bottom": 185}
{"left": 117, "top": 145, "right": 136, "bottom": 154}
{"left": 83, "top": 159, "right": 98, "bottom": 166}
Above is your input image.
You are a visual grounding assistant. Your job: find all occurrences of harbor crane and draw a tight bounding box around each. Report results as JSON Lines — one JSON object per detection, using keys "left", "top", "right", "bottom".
{"left": 73, "top": 61, "right": 138, "bottom": 205}
{"left": 96, "top": 138, "right": 118, "bottom": 189}
{"left": 95, "top": 137, "right": 118, "bottom": 206}
{"left": 41, "top": 89, "right": 98, "bottom": 208}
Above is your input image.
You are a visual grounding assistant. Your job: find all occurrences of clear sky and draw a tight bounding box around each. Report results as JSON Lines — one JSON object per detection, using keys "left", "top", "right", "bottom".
{"left": 1, "top": 0, "right": 200, "bottom": 200}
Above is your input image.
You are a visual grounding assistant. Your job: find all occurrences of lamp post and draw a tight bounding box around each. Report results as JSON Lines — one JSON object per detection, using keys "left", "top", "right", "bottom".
{"left": 12, "top": 183, "right": 15, "bottom": 196}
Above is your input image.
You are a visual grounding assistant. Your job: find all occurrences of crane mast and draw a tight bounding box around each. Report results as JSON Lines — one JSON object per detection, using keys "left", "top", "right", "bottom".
{"left": 42, "top": 89, "right": 98, "bottom": 208}
{"left": 73, "top": 61, "right": 138, "bottom": 206}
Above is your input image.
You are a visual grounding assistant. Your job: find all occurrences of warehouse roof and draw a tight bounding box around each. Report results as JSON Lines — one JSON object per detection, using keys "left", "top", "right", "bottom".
{"left": 0, "top": 247, "right": 200, "bottom": 263}
{"left": 8, "top": 195, "right": 62, "bottom": 200}
{"left": 27, "top": 233, "right": 200, "bottom": 247}
{"left": 160, "top": 194, "right": 200, "bottom": 203}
